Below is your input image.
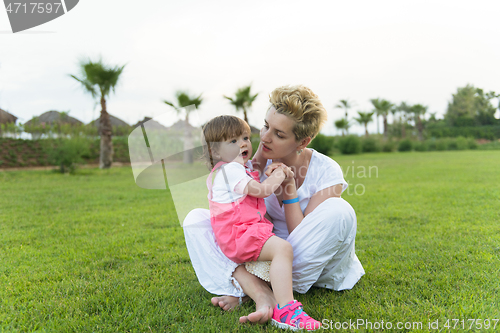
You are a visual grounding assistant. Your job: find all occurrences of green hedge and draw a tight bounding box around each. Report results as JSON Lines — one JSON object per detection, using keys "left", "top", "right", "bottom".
{"left": 0, "top": 137, "right": 130, "bottom": 168}
{"left": 309, "top": 133, "right": 335, "bottom": 155}
{"left": 338, "top": 135, "right": 362, "bottom": 155}
{"left": 426, "top": 125, "right": 500, "bottom": 140}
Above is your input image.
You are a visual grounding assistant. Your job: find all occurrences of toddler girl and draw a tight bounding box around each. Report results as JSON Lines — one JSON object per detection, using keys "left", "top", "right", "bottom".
{"left": 202, "top": 115, "right": 321, "bottom": 331}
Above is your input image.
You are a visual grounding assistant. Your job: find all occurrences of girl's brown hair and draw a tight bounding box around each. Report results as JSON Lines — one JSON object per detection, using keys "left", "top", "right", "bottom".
{"left": 201, "top": 115, "right": 251, "bottom": 170}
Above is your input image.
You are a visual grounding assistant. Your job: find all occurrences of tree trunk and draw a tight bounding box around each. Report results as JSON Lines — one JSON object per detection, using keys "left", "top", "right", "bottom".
{"left": 383, "top": 114, "right": 388, "bottom": 139}
{"left": 400, "top": 115, "right": 406, "bottom": 138}
{"left": 183, "top": 113, "right": 193, "bottom": 164}
{"left": 376, "top": 115, "right": 380, "bottom": 135}
{"left": 364, "top": 123, "right": 369, "bottom": 137}
{"left": 243, "top": 108, "right": 249, "bottom": 124}
{"left": 417, "top": 116, "right": 423, "bottom": 141}
{"left": 99, "top": 96, "right": 113, "bottom": 169}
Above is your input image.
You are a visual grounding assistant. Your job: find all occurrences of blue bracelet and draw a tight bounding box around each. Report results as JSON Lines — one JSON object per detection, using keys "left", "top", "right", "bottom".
{"left": 282, "top": 197, "right": 299, "bottom": 204}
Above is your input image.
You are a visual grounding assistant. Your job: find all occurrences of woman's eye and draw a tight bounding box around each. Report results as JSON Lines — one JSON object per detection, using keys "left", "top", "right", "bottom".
{"left": 276, "top": 133, "right": 283, "bottom": 139}
{"left": 263, "top": 124, "right": 269, "bottom": 129}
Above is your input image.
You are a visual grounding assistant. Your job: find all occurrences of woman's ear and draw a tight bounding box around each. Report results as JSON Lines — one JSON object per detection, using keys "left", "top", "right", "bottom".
{"left": 298, "top": 137, "right": 312, "bottom": 150}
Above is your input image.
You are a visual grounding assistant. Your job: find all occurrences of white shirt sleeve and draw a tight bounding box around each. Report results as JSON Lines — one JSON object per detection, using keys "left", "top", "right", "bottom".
{"left": 211, "top": 162, "right": 253, "bottom": 203}
{"left": 314, "top": 154, "right": 348, "bottom": 194}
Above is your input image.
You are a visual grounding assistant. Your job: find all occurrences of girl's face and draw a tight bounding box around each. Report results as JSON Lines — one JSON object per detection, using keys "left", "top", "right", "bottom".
{"left": 259, "top": 107, "right": 300, "bottom": 160}
{"left": 216, "top": 131, "right": 252, "bottom": 165}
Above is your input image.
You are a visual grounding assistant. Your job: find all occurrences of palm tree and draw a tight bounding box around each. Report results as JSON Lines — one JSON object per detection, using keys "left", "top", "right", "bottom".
{"left": 164, "top": 91, "right": 203, "bottom": 164}
{"left": 224, "top": 85, "right": 258, "bottom": 124}
{"left": 70, "top": 58, "right": 125, "bottom": 169}
{"left": 370, "top": 98, "right": 394, "bottom": 139}
{"left": 410, "top": 104, "right": 427, "bottom": 141}
{"left": 334, "top": 118, "right": 349, "bottom": 136}
{"left": 396, "top": 102, "right": 411, "bottom": 138}
{"left": 354, "top": 111, "right": 374, "bottom": 137}
{"left": 335, "top": 99, "right": 354, "bottom": 124}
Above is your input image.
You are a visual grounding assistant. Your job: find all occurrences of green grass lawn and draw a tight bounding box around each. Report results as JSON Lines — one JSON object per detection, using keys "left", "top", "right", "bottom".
{"left": 1, "top": 151, "right": 499, "bottom": 332}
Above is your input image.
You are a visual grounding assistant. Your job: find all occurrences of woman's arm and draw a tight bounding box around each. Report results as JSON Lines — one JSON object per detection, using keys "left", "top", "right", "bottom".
{"left": 282, "top": 182, "right": 343, "bottom": 234}
{"left": 251, "top": 142, "right": 267, "bottom": 176}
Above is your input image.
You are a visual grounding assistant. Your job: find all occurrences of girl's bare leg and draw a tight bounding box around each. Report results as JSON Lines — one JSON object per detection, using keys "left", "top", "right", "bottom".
{"left": 211, "top": 265, "right": 276, "bottom": 323}
{"left": 233, "top": 265, "right": 276, "bottom": 324}
{"left": 257, "top": 236, "right": 294, "bottom": 307}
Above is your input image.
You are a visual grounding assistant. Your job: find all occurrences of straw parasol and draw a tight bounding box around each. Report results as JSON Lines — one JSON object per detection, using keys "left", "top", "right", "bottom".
{"left": 0, "top": 108, "right": 18, "bottom": 124}
{"left": 88, "top": 114, "right": 130, "bottom": 128}
{"left": 24, "top": 110, "right": 83, "bottom": 126}
{"left": 132, "top": 117, "right": 169, "bottom": 130}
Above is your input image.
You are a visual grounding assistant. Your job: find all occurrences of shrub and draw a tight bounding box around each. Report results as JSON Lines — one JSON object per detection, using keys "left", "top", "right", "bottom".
{"left": 414, "top": 141, "right": 428, "bottom": 152}
{"left": 426, "top": 139, "right": 437, "bottom": 151}
{"left": 447, "top": 138, "right": 458, "bottom": 150}
{"left": 382, "top": 140, "right": 396, "bottom": 152}
{"left": 309, "top": 133, "right": 335, "bottom": 155}
{"left": 436, "top": 138, "right": 448, "bottom": 151}
{"left": 455, "top": 136, "right": 468, "bottom": 150}
{"left": 467, "top": 138, "right": 478, "bottom": 150}
{"left": 338, "top": 135, "right": 362, "bottom": 155}
{"left": 45, "top": 137, "right": 90, "bottom": 173}
{"left": 398, "top": 139, "right": 413, "bottom": 152}
{"left": 361, "top": 137, "right": 381, "bottom": 153}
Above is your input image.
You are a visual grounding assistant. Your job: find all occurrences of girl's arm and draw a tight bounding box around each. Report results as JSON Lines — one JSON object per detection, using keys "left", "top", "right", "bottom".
{"left": 243, "top": 167, "right": 286, "bottom": 198}
{"left": 282, "top": 181, "right": 343, "bottom": 234}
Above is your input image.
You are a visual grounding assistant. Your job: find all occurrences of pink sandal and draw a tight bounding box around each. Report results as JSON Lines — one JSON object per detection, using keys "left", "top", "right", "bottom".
{"left": 272, "top": 300, "right": 321, "bottom": 331}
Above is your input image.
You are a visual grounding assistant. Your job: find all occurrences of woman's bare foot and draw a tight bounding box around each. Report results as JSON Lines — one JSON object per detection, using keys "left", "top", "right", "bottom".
{"left": 239, "top": 292, "right": 276, "bottom": 324}
{"left": 211, "top": 296, "right": 249, "bottom": 311}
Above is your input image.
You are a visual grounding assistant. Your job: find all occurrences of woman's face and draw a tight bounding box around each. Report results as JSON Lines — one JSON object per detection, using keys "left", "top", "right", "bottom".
{"left": 259, "top": 107, "right": 300, "bottom": 159}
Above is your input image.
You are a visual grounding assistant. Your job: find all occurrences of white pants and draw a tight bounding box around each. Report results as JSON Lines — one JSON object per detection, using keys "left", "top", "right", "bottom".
{"left": 183, "top": 197, "right": 365, "bottom": 297}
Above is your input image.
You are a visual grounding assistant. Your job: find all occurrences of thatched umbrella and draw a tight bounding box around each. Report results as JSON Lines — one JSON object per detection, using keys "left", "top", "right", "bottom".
{"left": 132, "top": 117, "right": 169, "bottom": 130}
{"left": 88, "top": 114, "right": 130, "bottom": 128}
{"left": 24, "top": 110, "right": 83, "bottom": 127}
{"left": 24, "top": 110, "right": 83, "bottom": 139}
{"left": 0, "top": 108, "right": 18, "bottom": 124}
{"left": 88, "top": 114, "right": 131, "bottom": 136}
{"left": 168, "top": 119, "right": 197, "bottom": 132}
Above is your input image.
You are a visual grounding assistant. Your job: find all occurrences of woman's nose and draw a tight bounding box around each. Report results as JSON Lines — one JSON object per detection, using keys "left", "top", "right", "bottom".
{"left": 261, "top": 128, "right": 270, "bottom": 142}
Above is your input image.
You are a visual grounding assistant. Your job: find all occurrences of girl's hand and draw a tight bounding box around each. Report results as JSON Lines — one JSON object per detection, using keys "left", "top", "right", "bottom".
{"left": 265, "top": 162, "right": 286, "bottom": 177}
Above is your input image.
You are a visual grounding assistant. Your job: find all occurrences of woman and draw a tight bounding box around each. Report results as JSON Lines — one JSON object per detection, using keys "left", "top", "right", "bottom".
{"left": 183, "top": 85, "right": 364, "bottom": 324}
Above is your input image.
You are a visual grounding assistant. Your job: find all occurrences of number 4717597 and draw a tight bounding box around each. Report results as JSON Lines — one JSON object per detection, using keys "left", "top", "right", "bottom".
{"left": 6, "top": 2, "right": 62, "bottom": 14}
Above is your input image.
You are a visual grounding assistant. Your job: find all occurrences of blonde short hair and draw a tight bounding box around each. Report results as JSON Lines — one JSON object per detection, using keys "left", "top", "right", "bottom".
{"left": 201, "top": 115, "right": 251, "bottom": 170}
{"left": 269, "top": 85, "right": 327, "bottom": 141}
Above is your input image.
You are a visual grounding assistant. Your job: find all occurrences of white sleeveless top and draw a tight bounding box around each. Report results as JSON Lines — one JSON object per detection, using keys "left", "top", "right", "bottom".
{"left": 259, "top": 149, "right": 348, "bottom": 239}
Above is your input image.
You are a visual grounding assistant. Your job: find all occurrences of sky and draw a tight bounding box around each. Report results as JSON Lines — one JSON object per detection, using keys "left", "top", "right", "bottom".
{"left": 1, "top": 0, "right": 500, "bottom": 136}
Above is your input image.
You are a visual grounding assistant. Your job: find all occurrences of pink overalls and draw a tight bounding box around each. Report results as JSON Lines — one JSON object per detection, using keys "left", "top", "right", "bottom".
{"left": 207, "top": 161, "right": 275, "bottom": 264}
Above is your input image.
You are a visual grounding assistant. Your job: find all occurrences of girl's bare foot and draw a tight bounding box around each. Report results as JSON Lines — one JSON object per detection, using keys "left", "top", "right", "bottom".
{"left": 239, "top": 293, "right": 276, "bottom": 324}
{"left": 211, "top": 296, "right": 249, "bottom": 311}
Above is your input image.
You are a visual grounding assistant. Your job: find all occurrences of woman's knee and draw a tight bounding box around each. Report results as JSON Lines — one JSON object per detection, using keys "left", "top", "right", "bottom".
{"left": 182, "top": 208, "right": 210, "bottom": 227}
{"left": 310, "top": 198, "right": 355, "bottom": 231}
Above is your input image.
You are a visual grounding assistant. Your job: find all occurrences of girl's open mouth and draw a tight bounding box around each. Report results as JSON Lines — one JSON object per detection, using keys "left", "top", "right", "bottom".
{"left": 241, "top": 150, "right": 249, "bottom": 158}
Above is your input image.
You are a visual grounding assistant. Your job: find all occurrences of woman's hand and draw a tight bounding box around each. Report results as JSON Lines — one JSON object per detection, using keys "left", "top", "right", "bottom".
{"left": 265, "top": 163, "right": 294, "bottom": 180}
